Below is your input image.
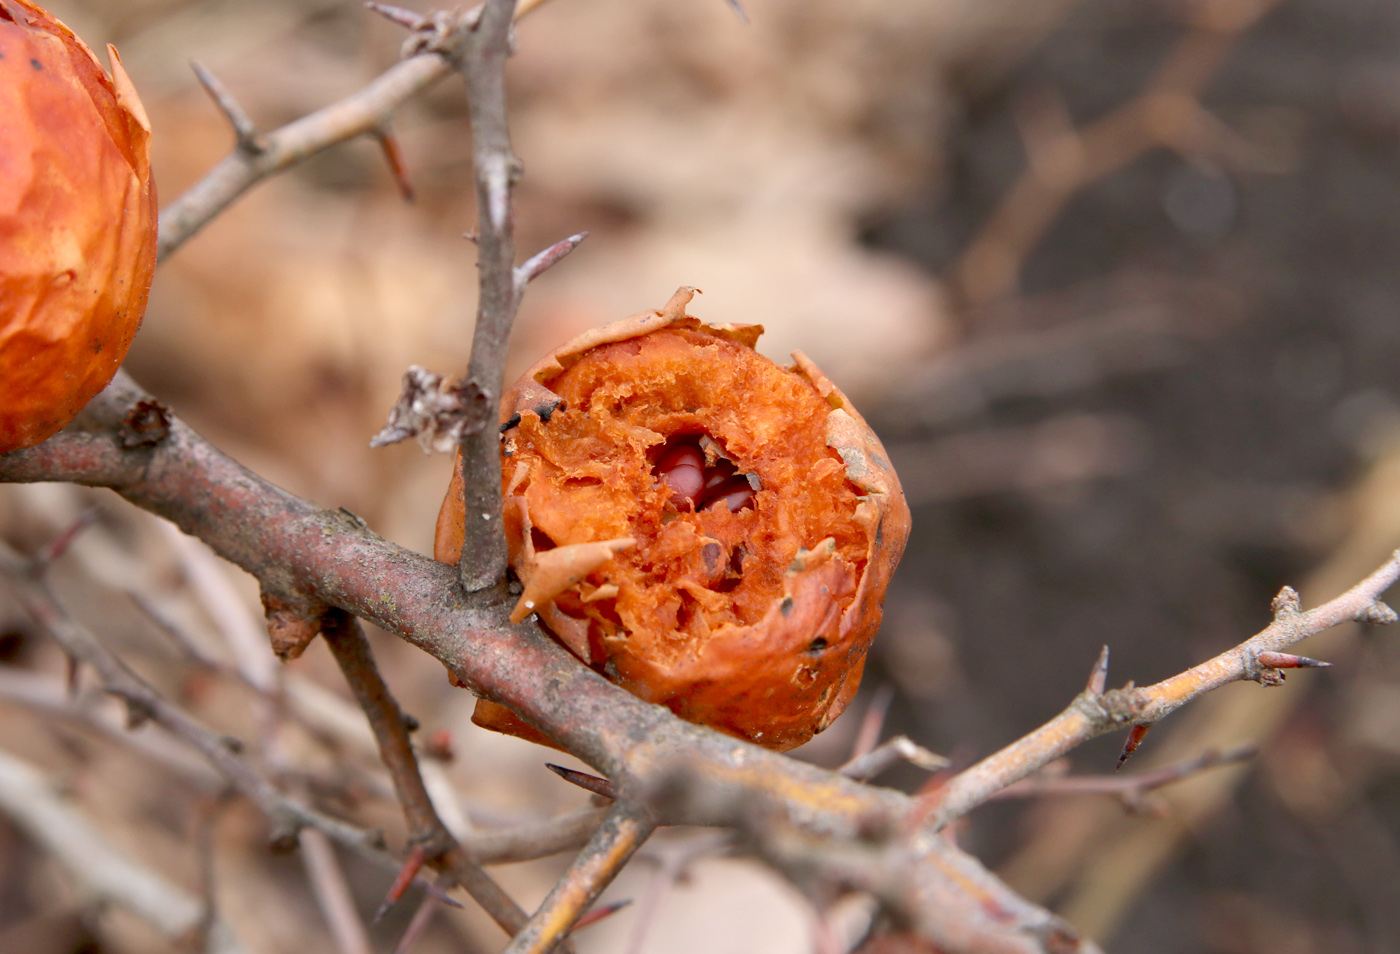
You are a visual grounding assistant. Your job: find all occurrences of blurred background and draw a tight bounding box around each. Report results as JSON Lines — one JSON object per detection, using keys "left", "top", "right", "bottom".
{"left": 4, "top": 0, "right": 1400, "bottom": 951}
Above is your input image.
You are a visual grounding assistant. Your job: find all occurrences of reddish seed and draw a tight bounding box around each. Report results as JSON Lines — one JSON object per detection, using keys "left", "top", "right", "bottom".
{"left": 658, "top": 444, "right": 705, "bottom": 504}
{"left": 708, "top": 477, "right": 755, "bottom": 511}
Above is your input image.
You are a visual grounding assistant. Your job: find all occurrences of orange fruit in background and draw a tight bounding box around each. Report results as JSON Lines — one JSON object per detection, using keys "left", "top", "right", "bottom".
{"left": 437, "top": 287, "right": 911, "bottom": 751}
{"left": 0, "top": 0, "right": 157, "bottom": 452}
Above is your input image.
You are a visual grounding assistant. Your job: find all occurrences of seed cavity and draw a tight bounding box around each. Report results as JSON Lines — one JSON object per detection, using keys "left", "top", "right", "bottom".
{"left": 652, "top": 434, "right": 756, "bottom": 512}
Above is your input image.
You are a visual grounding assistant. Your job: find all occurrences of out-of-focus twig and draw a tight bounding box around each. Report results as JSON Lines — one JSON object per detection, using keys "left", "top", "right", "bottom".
{"left": 0, "top": 538, "right": 380, "bottom": 860}
{"left": 839, "top": 736, "right": 949, "bottom": 782}
{"left": 991, "top": 745, "right": 1258, "bottom": 811}
{"left": 0, "top": 669, "right": 221, "bottom": 787}
{"left": 623, "top": 833, "right": 730, "bottom": 954}
{"left": 300, "top": 827, "right": 375, "bottom": 954}
{"left": 465, "top": 807, "right": 608, "bottom": 864}
{"left": 951, "top": 0, "right": 1279, "bottom": 310}
{"left": 0, "top": 747, "right": 250, "bottom": 954}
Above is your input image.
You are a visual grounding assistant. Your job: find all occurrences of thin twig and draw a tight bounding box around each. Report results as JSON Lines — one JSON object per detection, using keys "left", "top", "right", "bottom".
{"left": 847, "top": 684, "right": 895, "bottom": 763}
{"left": 503, "top": 801, "right": 657, "bottom": 954}
{"left": 323, "top": 613, "right": 452, "bottom": 851}
{"left": 450, "top": 0, "right": 522, "bottom": 593}
{"left": 393, "top": 885, "right": 446, "bottom": 954}
{"left": 991, "top": 745, "right": 1258, "bottom": 809}
{"left": 0, "top": 669, "right": 221, "bottom": 788}
{"left": 32, "top": 506, "right": 99, "bottom": 565}
{"left": 916, "top": 556, "right": 1400, "bottom": 831}
{"left": 321, "top": 612, "right": 533, "bottom": 936}
{"left": 464, "top": 807, "right": 608, "bottom": 864}
{"left": 623, "top": 833, "right": 729, "bottom": 954}
{"left": 839, "top": 736, "right": 948, "bottom": 782}
{"left": 159, "top": 53, "right": 446, "bottom": 260}
{"left": 157, "top": 0, "right": 552, "bottom": 261}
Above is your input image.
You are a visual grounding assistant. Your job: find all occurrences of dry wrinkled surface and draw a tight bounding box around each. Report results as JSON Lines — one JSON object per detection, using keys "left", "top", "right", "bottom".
{"left": 438, "top": 289, "right": 910, "bottom": 750}
{"left": 0, "top": 0, "right": 156, "bottom": 452}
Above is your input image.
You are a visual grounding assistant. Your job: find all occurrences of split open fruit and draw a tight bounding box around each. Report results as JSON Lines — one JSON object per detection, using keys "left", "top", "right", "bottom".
{"left": 0, "top": 0, "right": 157, "bottom": 452}
{"left": 436, "top": 288, "right": 910, "bottom": 751}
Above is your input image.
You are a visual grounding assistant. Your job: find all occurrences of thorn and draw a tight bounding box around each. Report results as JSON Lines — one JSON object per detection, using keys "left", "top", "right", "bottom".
{"left": 545, "top": 763, "right": 616, "bottom": 800}
{"left": 374, "top": 129, "right": 415, "bottom": 202}
{"left": 514, "top": 231, "right": 588, "bottom": 287}
{"left": 1360, "top": 600, "right": 1399, "bottom": 625}
{"left": 365, "top": 1, "right": 424, "bottom": 29}
{"left": 462, "top": 231, "right": 478, "bottom": 245}
{"left": 723, "top": 0, "right": 750, "bottom": 23}
{"left": 1116, "top": 723, "right": 1152, "bottom": 772}
{"left": 375, "top": 845, "right": 427, "bottom": 923}
{"left": 572, "top": 898, "right": 632, "bottom": 931}
{"left": 1256, "top": 651, "right": 1331, "bottom": 670}
{"left": 1271, "top": 585, "right": 1301, "bottom": 618}
{"left": 35, "top": 508, "right": 100, "bottom": 565}
{"left": 189, "top": 60, "right": 261, "bottom": 152}
{"left": 1086, "top": 645, "right": 1110, "bottom": 696}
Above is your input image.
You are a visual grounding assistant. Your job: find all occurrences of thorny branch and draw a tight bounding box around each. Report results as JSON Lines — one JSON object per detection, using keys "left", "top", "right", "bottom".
{"left": 156, "top": 0, "right": 552, "bottom": 262}
{"left": 914, "top": 564, "right": 1400, "bottom": 833}
{"left": 5, "top": 364, "right": 1397, "bottom": 951}
{"left": 991, "top": 745, "right": 1259, "bottom": 813}
{"left": 0, "top": 372, "right": 1095, "bottom": 953}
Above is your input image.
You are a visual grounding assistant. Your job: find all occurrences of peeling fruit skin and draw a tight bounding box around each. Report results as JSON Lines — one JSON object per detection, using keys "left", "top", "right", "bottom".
{"left": 437, "top": 288, "right": 911, "bottom": 751}
{"left": 0, "top": 0, "right": 157, "bottom": 452}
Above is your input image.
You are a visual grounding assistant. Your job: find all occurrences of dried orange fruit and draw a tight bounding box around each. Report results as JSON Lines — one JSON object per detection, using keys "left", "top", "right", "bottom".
{"left": 436, "top": 288, "right": 910, "bottom": 751}
{"left": 0, "top": 0, "right": 157, "bottom": 452}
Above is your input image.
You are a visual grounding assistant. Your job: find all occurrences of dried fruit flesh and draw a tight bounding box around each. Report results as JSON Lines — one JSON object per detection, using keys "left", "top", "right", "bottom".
{"left": 0, "top": 0, "right": 157, "bottom": 452}
{"left": 437, "top": 288, "right": 910, "bottom": 751}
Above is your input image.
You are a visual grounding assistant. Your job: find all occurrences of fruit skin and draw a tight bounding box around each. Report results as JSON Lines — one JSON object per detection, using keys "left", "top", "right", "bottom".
{"left": 436, "top": 287, "right": 910, "bottom": 752}
{"left": 0, "top": 0, "right": 157, "bottom": 452}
